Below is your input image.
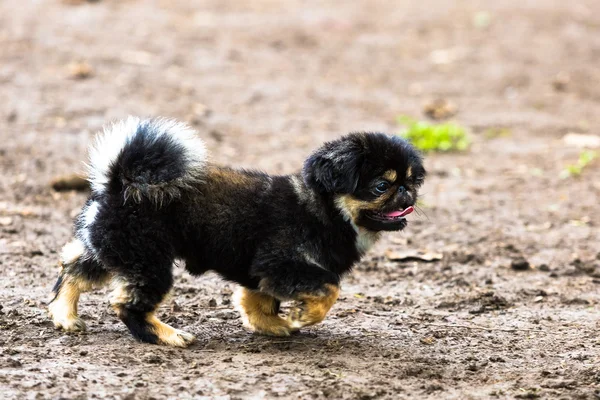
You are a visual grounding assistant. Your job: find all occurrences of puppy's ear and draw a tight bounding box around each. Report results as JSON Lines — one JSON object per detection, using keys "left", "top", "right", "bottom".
{"left": 302, "top": 134, "right": 365, "bottom": 194}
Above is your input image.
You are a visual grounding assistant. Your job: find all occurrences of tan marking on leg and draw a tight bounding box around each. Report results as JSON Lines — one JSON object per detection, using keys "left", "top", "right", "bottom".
{"left": 234, "top": 287, "right": 292, "bottom": 336}
{"left": 382, "top": 169, "right": 397, "bottom": 182}
{"left": 289, "top": 284, "right": 340, "bottom": 329}
{"left": 109, "top": 278, "right": 195, "bottom": 347}
{"left": 48, "top": 275, "right": 93, "bottom": 332}
{"left": 146, "top": 314, "right": 195, "bottom": 347}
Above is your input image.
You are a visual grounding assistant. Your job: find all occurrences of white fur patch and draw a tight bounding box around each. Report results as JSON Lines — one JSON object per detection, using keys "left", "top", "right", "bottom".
{"left": 232, "top": 287, "right": 257, "bottom": 332}
{"left": 60, "top": 239, "right": 85, "bottom": 265}
{"left": 232, "top": 287, "right": 245, "bottom": 315}
{"left": 83, "top": 201, "right": 99, "bottom": 226}
{"left": 289, "top": 175, "right": 305, "bottom": 199}
{"left": 88, "top": 116, "right": 207, "bottom": 196}
{"left": 79, "top": 228, "right": 94, "bottom": 259}
{"left": 334, "top": 196, "right": 381, "bottom": 254}
{"left": 109, "top": 276, "right": 131, "bottom": 307}
{"left": 300, "top": 248, "right": 326, "bottom": 270}
{"left": 88, "top": 117, "right": 139, "bottom": 195}
{"left": 77, "top": 201, "right": 100, "bottom": 260}
{"left": 355, "top": 229, "right": 380, "bottom": 254}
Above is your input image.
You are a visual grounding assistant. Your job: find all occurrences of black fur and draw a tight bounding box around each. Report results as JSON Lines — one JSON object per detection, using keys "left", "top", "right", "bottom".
{"left": 302, "top": 134, "right": 365, "bottom": 194}
{"left": 52, "top": 121, "right": 426, "bottom": 343}
{"left": 111, "top": 122, "right": 188, "bottom": 198}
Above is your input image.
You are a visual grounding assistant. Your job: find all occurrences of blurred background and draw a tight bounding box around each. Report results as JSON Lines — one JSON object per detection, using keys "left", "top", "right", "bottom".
{"left": 0, "top": 1, "right": 599, "bottom": 399}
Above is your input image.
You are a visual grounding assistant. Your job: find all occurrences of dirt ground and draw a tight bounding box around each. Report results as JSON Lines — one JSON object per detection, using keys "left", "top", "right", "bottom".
{"left": 1, "top": 0, "right": 599, "bottom": 399}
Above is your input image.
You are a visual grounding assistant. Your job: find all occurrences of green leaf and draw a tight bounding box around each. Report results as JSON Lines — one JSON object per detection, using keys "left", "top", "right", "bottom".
{"left": 396, "top": 116, "right": 470, "bottom": 152}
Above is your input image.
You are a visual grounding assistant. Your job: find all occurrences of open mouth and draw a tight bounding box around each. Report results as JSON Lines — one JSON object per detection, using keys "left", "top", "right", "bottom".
{"left": 367, "top": 206, "right": 414, "bottom": 222}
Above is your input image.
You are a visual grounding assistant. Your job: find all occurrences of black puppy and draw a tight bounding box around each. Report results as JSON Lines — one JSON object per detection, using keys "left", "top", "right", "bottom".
{"left": 48, "top": 117, "right": 426, "bottom": 346}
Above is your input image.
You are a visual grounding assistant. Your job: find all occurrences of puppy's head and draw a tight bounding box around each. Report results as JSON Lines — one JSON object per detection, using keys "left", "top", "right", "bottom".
{"left": 303, "top": 132, "right": 426, "bottom": 232}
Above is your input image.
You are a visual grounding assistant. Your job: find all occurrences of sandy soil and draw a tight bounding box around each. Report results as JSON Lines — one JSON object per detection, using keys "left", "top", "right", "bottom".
{"left": 1, "top": 0, "right": 599, "bottom": 399}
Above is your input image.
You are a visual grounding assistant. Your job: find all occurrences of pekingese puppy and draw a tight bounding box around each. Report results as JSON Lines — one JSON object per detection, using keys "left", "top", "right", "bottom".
{"left": 48, "top": 117, "right": 426, "bottom": 346}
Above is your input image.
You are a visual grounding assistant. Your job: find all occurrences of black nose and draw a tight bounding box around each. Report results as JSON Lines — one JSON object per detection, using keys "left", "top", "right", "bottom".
{"left": 397, "top": 185, "right": 406, "bottom": 194}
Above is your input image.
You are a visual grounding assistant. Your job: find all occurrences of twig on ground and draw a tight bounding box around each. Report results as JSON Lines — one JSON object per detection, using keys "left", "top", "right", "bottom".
{"left": 407, "top": 322, "right": 534, "bottom": 332}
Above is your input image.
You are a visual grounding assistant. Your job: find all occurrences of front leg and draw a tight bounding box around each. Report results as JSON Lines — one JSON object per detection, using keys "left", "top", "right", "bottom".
{"left": 240, "top": 257, "right": 340, "bottom": 335}
{"left": 234, "top": 288, "right": 293, "bottom": 336}
{"left": 288, "top": 283, "right": 340, "bottom": 329}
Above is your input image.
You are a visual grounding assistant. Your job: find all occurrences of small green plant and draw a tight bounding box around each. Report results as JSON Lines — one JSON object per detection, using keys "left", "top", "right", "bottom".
{"left": 397, "top": 116, "right": 470, "bottom": 152}
{"left": 560, "top": 150, "right": 597, "bottom": 179}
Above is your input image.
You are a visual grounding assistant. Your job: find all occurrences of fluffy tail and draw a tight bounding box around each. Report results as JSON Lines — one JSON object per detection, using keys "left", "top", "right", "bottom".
{"left": 88, "top": 117, "right": 207, "bottom": 206}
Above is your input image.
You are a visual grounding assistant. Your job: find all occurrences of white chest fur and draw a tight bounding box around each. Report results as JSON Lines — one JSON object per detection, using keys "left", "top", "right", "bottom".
{"left": 355, "top": 227, "right": 381, "bottom": 254}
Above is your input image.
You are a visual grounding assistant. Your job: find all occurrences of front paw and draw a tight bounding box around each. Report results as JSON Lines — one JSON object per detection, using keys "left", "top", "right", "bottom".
{"left": 241, "top": 314, "right": 292, "bottom": 337}
{"left": 288, "top": 285, "right": 340, "bottom": 329}
{"left": 288, "top": 302, "right": 308, "bottom": 330}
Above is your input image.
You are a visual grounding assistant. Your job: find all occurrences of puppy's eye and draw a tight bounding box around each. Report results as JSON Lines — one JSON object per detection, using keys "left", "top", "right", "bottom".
{"left": 374, "top": 182, "right": 390, "bottom": 194}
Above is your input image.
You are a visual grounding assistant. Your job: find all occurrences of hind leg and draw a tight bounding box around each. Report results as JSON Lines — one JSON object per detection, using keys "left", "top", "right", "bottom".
{"left": 87, "top": 203, "right": 194, "bottom": 347}
{"left": 48, "top": 239, "right": 109, "bottom": 332}
{"left": 109, "top": 270, "right": 195, "bottom": 347}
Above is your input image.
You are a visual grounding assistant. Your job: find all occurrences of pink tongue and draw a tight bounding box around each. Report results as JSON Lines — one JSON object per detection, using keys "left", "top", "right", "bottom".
{"left": 384, "top": 206, "right": 414, "bottom": 218}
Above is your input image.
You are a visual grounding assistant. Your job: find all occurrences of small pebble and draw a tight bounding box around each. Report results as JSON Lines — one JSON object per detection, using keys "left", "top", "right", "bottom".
{"left": 511, "top": 257, "right": 530, "bottom": 271}
{"left": 68, "top": 61, "right": 94, "bottom": 79}
{"left": 0, "top": 217, "right": 13, "bottom": 226}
